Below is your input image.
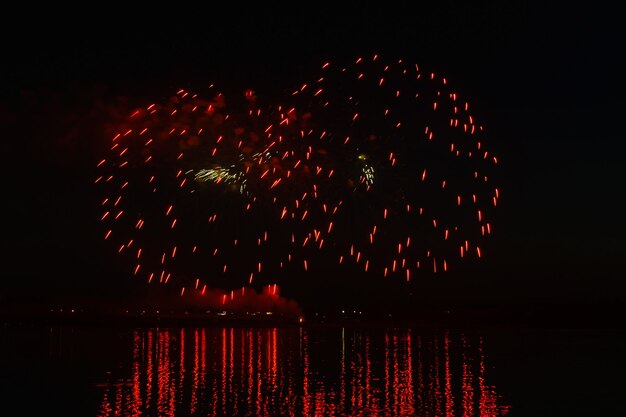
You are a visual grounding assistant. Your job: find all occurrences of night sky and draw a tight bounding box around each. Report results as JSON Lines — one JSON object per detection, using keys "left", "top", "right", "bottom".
{"left": 3, "top": 4, "right": 625, "bottom": 314}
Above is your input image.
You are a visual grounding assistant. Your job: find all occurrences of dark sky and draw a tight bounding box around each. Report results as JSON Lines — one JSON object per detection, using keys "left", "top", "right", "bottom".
{"left": 3, "top": 3, "right": 625, "bottom": 312}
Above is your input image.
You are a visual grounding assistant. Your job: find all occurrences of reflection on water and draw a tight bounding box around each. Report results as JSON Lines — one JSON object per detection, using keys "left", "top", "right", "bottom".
{"left": 97, "top": 328, "right": 509, "bottom": 416}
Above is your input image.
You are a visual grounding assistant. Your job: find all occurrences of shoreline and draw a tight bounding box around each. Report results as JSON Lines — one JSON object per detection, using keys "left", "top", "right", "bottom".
{"left": 2, "top": 310, "right": 623, "bottom": 331}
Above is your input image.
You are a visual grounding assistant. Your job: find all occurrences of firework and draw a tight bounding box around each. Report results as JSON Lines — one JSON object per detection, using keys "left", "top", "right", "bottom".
{"left": 96, "top": 55, "right": 500, "bottom": 296}
{"left": 96, "top": 87, "right": 337, "bottom": 298}
{"left": 288, "top": 54, "right": 500, "bottom": 279}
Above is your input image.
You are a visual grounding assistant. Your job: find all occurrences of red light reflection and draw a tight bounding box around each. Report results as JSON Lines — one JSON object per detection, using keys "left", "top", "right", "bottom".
{"left": 97, "top": 328, "right": 509, "bottom": 416}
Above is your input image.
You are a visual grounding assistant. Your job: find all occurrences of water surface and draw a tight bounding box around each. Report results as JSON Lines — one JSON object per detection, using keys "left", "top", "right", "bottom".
{"left": 0, "top": 325, "right": 623, "bottom": 416}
